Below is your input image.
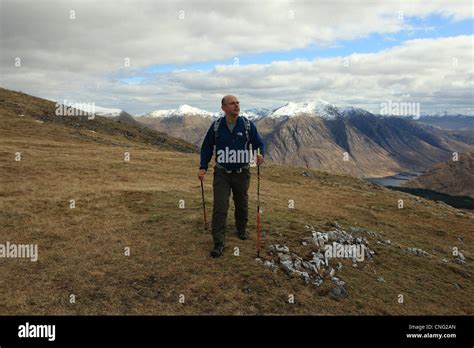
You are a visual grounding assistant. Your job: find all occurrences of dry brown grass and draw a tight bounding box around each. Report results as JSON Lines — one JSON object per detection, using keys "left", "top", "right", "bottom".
{"left": 1, "top": 108, "right": 473, "bottom": 315}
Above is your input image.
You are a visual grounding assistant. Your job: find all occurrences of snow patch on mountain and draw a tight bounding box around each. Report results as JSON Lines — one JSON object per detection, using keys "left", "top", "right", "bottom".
{"left": 270, "top": 100, "right": 341, "bottom": 119}
{"left": 242, "top": 108, "right": 272, "bottom": 120}
{"left": 340, "top": 106, "right": 373, "bottom": 117}
{"left": 141, "top": 104, "right": 218, "bottom": 118}
{"left": 93, "top": 106, "right": 123, "bottom": 117}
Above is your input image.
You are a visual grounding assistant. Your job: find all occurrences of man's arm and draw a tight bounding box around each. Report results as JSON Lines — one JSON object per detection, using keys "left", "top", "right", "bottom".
{"left": 199, "top": 123, "right": 215, "bottom": 171}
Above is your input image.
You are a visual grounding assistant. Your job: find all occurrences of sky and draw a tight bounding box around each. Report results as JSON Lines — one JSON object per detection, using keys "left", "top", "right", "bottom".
{"left": 0, "top": 0, "right": 473, "bottom": 115}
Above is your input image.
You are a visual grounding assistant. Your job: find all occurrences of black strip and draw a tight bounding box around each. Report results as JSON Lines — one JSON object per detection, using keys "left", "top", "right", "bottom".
{"left": 0, "top": 315, "right": 471, "bottom": 345}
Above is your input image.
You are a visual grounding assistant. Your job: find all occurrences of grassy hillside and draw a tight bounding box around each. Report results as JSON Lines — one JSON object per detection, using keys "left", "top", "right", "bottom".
{"left": 0, "top": 87, "right": 198, "bottom": 154}
{"left": 0, "top": 92, "right": 473, "bottom": 315}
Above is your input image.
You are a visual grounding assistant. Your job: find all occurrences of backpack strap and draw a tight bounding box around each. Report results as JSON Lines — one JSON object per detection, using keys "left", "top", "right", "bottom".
{"left": 213, "top": 117, "right": 223, "bottom": 156}
{"left": 241, "top": 116, "right": 253, "bottom": 164}
{"left": 214, "top": 116, "right": 251, "bottom": 153}
{"left": 213, "top": 117, "right": 222, "bottom": 139}
{"left": 241, "top": 116, "right": 251, "bottom": 144}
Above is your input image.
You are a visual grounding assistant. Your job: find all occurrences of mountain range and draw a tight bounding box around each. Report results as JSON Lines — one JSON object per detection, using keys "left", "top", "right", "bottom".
{"left": 133, "top": 100, "right": 474, "bottom": 178}
{"left": 415, "top": 114, "right": 474, "bottom": 130}
{"left": 5, "top": 88, "right": 472, "bottom": 178}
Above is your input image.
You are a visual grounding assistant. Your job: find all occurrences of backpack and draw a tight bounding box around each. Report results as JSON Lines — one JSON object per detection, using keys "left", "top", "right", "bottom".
{"left": 213, "top": 116, "right": 256, "bottom": 167}
{"left": 214, "top": 116, "right": 251, "bottom": 146}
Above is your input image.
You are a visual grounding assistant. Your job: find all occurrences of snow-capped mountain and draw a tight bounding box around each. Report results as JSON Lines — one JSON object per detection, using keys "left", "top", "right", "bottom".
{"left": 339, "top": 106, "right": 373, "bottom": 117}
{"left": 138, "top": 100, "right": 352, "bottom": 120}
{"left": 241, "top": 108, "right": 272, "bottom": 121}
{"left": 93, "top": 106, "right": 123, "bottom": 117}
{"left": 140, "top": 105, "right": 272, "bottom": 121}
{"left": 270, "top": 99, "right": 341, "bottom": 119}
{"left": 140, "top": 104, "right": 218, "bottom": 118}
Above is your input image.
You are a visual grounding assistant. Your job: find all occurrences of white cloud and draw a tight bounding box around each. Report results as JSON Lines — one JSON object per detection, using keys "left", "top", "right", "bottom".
{"left": 127, "top": 35, "right": 472, "bottom": 114}
{"left": 0, "top": 0, "right": 472, "bottom": 114}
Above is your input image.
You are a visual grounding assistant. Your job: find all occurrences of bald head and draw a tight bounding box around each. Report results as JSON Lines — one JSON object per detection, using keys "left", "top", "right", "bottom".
{"left": 221, "top": 95, "right": 240, "bottom": 118}
{"left": 221, "top": 95, "right": 238, "bottom": 106}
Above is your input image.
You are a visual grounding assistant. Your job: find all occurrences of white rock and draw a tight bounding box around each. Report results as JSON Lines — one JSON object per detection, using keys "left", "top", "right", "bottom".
{"left": 275, "top": 244, "right": 290, "bottom": 253}
{"left": 332, "top": 277, "right": 346, "bottom": 286}
{"left": 313, "top": 278, "right": 323, "bottom": 287}
{"left": 280, "top": 260, "right": 295, "bottom": 276}
{"left": 278, "top": 253, "right": 292, "bottom": 262}
{"left": 314, "top": 258, "right": 322, "bottom": 270}
{"left": 263, "top": 260, "right": 273, "bottom": 267}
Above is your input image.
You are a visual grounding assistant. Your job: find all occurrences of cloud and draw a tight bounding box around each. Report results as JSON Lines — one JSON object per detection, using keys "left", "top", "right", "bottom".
{"left": 0, "top": 0, "right": 472, "bottom": 114}
{"left": 126, "top": 35, "right": 474, "bottom": 114}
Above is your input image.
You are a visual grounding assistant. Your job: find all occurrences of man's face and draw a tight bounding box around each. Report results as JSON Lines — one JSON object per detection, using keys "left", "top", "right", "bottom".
{"left": 222, "top": 96, "right": 240, "bottom": 117}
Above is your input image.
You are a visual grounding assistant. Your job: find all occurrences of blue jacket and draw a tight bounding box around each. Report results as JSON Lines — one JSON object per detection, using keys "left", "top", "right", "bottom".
{"left": 200, "top": 116, "right": 265, "bottom": 171}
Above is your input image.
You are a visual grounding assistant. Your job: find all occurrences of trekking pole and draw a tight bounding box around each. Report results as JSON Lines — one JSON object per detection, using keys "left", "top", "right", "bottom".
{"left": 257, "top": 148, "right": 261, "bottom": 258}
{"left": 200, "top": 179, "right": 208, "bottom": 230}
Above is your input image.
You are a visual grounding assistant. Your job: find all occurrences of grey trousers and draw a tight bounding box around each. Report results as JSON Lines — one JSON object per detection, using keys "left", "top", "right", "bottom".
{"left": 212, "top": 166, "right": 251, "bottom": 246}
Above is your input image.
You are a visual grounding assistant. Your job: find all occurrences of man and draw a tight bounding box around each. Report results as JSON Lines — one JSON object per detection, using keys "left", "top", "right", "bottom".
{"left": 198, "top": 95, "right": 265, "bottom": 258}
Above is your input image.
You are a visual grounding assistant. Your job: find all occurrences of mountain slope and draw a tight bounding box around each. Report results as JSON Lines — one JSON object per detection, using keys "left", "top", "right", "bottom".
{"left": 258, "top": 115, "right": 401, "bottom": 177}
{"left": 115, "top": 111, "right": 143, "bottom": 127}
{"left": 258, "top": 113, "right": 473, "bottom": 177}
{"left": 137, "top": 114, "right": 214, "bottom": 147}
{"left": 0, "top": 88, "right": 197, "bottom": 153}
{"left": 345, "top": 114, "right": 469, "bottom": 169}
{"left": 404, "top": 151, "right": 474, "bottom": 198}
{"left": 0, "top": 88, "right": 473, "bottom": 315}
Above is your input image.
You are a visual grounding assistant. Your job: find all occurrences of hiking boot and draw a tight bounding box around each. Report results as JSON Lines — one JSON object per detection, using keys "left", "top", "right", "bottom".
{"left": 236, "top": 229, "right": 248, "bottom": 240}
{"left": 210, "top": 243, "right": 224, "bottom": 258}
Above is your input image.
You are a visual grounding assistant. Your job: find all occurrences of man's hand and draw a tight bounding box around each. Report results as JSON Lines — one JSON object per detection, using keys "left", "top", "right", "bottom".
{"left": 198, "top": 169, "right": 206, "bottom": 181}
{"left": 257, "top": 154, "right": 264, "bottom": 165}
